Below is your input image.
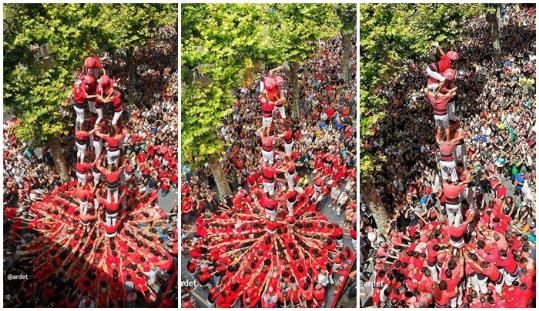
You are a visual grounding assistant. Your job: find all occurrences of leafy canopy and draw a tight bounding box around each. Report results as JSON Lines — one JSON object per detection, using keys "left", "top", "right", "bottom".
{"left": 359, "top": 4, "right": 485, "bottom": 178}
{"left": 3, "top": 3, "right": 177, "bottom": 146}
{"left": 181, "top": 3, "right": 344, "bottom": 167}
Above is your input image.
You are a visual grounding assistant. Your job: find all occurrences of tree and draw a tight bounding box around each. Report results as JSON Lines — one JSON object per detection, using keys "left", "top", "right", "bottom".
{"left": 181, "top": 4, "right": 351, "bottom": 197}
{"left": 98, "top": 4, "right": 177, "bottom": 106}
{"left": 486, "top": 4, "right": 502, "bottom": 60}
{"left": 359, "top": 4, "right": 485, "bottom": 230}
{"left": 267, "top": 4, "right": 340, "bottom": 119}
{"left": 336, "top": 4, "right": 357, "bottom": 82}
{"left": 3, "top": 4, "right": 176, "bottom": 180}
{"left": 181, "top": 4, "right": 271, "bottom": 197}
{"left": 4, "top": 4, "right": 102, "bottom": 179}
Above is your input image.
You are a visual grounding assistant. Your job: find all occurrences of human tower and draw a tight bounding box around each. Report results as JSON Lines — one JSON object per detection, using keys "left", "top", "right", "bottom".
{"left": 12, "top": 57, "right": 175, "bottom": 307}
{"left": 188, "top": 76, "right": 355, "bottom": 307}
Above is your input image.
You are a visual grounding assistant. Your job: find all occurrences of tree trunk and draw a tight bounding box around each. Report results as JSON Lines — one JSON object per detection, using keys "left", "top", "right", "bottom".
{"left": 126, "top": 46, "right": 135, "bottom": 107}
{"left": 361, "top": 180, "right": 390, "bottom": 239}
{"left": 287, "top": 61, "right": 300, "bottom": 120}
{"left": 209, "top": 159, "right": 232, "bottom": 198}
{"left": 48, "top": 136, "right": 69, "bottom": 181}
{"left": 341, "top": 31, "right": 352, "bottom": 82}
{"left": 486, "top": 8, "right": 501, "bottom": 60}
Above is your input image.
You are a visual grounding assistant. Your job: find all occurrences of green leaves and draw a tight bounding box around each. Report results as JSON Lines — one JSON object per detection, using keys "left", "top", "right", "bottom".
{"left": 3, "top": 4, "right": 176, "bottom": 146}
{"left": 182, "top": 4, "right": 349, "bottom": 167}
{"left": 359, "top": 4, "right": 486, "bottom": 178}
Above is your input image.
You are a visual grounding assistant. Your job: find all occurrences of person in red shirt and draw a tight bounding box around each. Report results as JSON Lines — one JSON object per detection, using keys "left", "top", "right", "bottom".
{"left": 84, "top": 72, "right": 98, "bottom": 113}
{"left": 426, "top": 44, "right": 458, "bottom": 90}
{"left": 425, "top": 87, "right": 458, "bottom": 142}
{"left": 257, "top": 126, "right": 281, "bottom": 165}
{"left": 448, "top": 210, "right": 474, "bottom": 248}
{"left": 84, "top": 56, "right": 104, "bottom": 78}
{"left": 75, "top": 125, "right": 97, "bottom": 163}
{"left": 256, "top": 192, "right": 279, "bottom": 221}
{"left": 75, "top": 160, "right": 94, "bottom": 185}
{"left": 442, "top": 178, "right": 468, "bottom": 226}
{"left": 68, "top": 183, "right": 93, "bottom": 216}
{"left": 260, "top": 75, "right": 286, "bottom": 119}
{"left": 96, "top": 188, "right": 125, "bottom": 226}
{"left": 96, "top": 157, "right": 127, "bottom": 203}
{"left": 259, "top": 158, "right": 284, "bottom": 196}
{"left": 278, "top": 122, "right": 294, "bottom": 157}
{"left": 106, "top": 90, "right": 123, "bottom": 127}
{"left": 434, "top": 279, "right": 458, "bottom": 307}
{"left": 94, "top": 74, "right": 114, "bottom": 125}
{"left": 313, "top": 283, "right": 325, "bottom": 307}
{"left": 437, "top": 136, "right": 460, "bottom": 183}
{"left": 95, "top": 127, "right": 125, "bottom": 165}
{"left": 451, "top": 126, "right": 468, "bottom": 166}
{"left": 71, "top": 79, "right": 90, "bottom": 129}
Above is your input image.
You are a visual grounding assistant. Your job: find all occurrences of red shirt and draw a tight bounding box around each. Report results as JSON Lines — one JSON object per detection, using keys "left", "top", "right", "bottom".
{"left": 75, "top": 130, "right": 90, "bottom": 141}
{"left": 72, "top": 80, "right": 88, "bottom": 104}
{"left": 85, "top": 73, "right": 97, "bottom": 95}
{"left": 100, "top": 198, "right": 120, "bottom": 213}
{"left": 75, "top": 162, "right": 92, "bottom": 173}
{"left": 262, "top": 166, "right": 278, "bottom": 181}
{"left": 442, "top": 182, "right": 465, "bottom": 200}
{"left": 260, "top": 195, "right": 278, "bottom": 210}
{"left": 482, "top": 262, "right": 501, "bottom": 282}
{"left": 427, "top": 93, "right": 453, "bottom": 115}
{"left": 101, "top": 135, "right": 120, "bottom": 149}
{"left": 260, "top": 102, "right": 274, "bottom": 117}
{"left": 431, "top": 54, "right": 451, "bottom": 73}
{"left": 110, "top": 92, "right": 123, "bottom": 112}
{"left": 102, "top": 169, "right": 121, "bottom": 184}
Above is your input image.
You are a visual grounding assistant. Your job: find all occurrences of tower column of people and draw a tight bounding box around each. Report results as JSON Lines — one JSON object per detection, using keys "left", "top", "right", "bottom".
{"left": 71, "top": 56, "right": 126, "bottom": 238}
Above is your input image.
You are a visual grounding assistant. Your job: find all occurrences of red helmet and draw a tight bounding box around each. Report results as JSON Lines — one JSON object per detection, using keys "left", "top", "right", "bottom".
{"left": 442, "top": 68, "right": 456, "bottom": 81}
{"left": 274, "top": 76, "right": 284, "bottom": 87}
{"left": 84, "top": 56, "right": 103, "bottom": 69}
{"left": 446, "top": 51, "right": 459, "bottom": 61}
{"left": 264, "top": 77, "right": 277, "bottom": 93}
{"left": 99, "top": 75, "right": 113, "bottom": 89}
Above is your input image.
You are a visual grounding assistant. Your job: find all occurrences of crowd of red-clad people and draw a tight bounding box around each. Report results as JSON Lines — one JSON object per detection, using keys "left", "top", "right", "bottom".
{"left": 4, "top": 26, "right": 178, "bottom": 307}
{"left": 360, "top": 5, "right": 535, "bottom": 308}
{"left": 181, "top": 35, "right": 357, "bottom": 307}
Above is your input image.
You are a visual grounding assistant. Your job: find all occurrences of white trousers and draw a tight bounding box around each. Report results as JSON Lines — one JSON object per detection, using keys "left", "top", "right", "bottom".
{"left": 76, "top": 172, "right": 87, "bottom": 185}
{"left": 285, "top": 172, "right": 296, "bottom": 189}
{"left": 262, "top": 150, "right": 274, "bottom": 164}
{"left": 80, "top": 201, "right": 89, "bottom": 216}
{"left": 262, "top": 116, "right": 273, "bottom": 128}
{"left": 265, "top": 208, "right": 276, "bottom": 221}
{"left": 275, "top": 106, "right": 286, "bottom": 119}
{"left": 440, "top": 160, "right": 458, "bottom": 182}
{"left": 448, "top": 101, "right": 457, "bottom": 121}
{"left": 93, "top": 139, "right": 102, "bottom": 160}
{"left": 454, "top": 144, "right": 466, "bottom": 165}
{"left": 76, "top": 142, "right": 87, "bottom": 163}
{"left": 112, "top": 110, "right": 123, "bottom": 126}
{"left": 426, "top": 66, "right": 446, "bottom": 82}
{"left": 106, "top": 212, "right": 118, "bottom": 226}
{"left": 263, "top": 181, "right": 275, "bottom": 196}
{"left": 446, "top": 203, "right": 462, "bottom": 226}
{"left": 287, "top": 201, "right": 294, "bottom": 216}
{"left": 284, "top": 142, "right": 294, "bottom": 156}
{"left": 107, "top": 149, "right": 121, "bottom": 165}
{"left": 95, "top": 107, "right": 103, "bottom": 126}
{"left": 74, "top": 106, "right": 84, "bottom": 128}
{"left": 88, "top": 100, "right": 97, "bottom": 113}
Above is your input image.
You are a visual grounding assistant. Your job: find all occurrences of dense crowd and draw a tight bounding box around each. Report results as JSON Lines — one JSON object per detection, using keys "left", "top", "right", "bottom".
{"left": 181, "top": 34, "right": 358, "bottom": 308}
{"left": 3, "top": 26, "right": 178, "bottom": 307}
{"left": 360, "top": 5, "right": 535, "bottom": 308}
